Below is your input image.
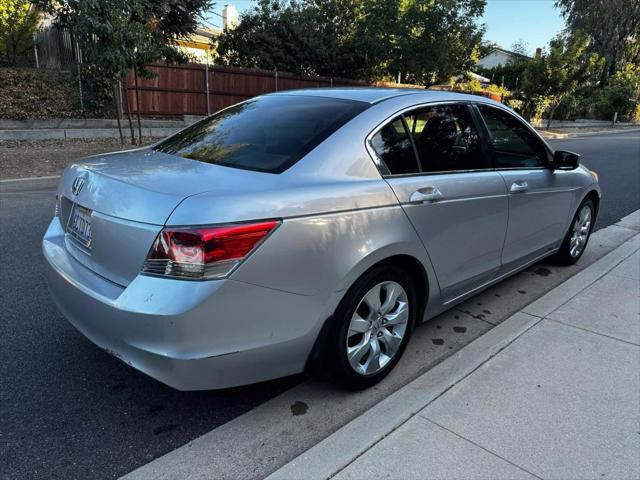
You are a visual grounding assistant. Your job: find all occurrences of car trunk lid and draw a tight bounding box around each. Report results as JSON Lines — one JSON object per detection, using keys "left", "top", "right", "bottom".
{"left": 57, "top": 148, "right": 284, "bottom": 286}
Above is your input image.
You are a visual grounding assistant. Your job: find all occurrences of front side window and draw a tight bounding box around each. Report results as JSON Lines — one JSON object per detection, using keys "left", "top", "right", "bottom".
{"left": 405, "top": 104, "right": 485, "bottom": 173}
{"left": 478, "top": 105, "right": 548, "bottom": 168}
{"left": 154, "top": 95, "right": 369, "bottom": 173}
{"left": 370, "top": 118, "right": 420, "bottom": 175}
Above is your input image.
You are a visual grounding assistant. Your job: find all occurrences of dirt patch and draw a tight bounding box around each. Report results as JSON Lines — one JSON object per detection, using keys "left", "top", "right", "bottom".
{"left": 0, "top": 138, "right": 159, "bottom": 179}
{"left": 0, "top": 69, "right": 81, "bottom": 119}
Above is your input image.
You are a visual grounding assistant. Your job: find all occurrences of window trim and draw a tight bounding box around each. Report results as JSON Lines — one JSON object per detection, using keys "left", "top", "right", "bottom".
{"left": 366, "top": 100, "right": 494, "bottom": 178}
{"left": 471, "top": 103, "right": 554, "bottom": 170}
{"left": 400, "top": 115, "right": 423, "bottom": 173}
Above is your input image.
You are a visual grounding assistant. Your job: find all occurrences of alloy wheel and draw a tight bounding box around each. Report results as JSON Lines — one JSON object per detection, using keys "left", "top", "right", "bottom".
{"left": 569, "top": 204, "right": 592, "bottom": 258}
{"left": 346, "top": 281, "right": 409, "bottom": 376}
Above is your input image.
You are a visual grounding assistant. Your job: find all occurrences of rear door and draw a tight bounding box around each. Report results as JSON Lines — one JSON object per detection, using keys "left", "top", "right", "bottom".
{"left": 371, "top": 103, "right": 508, "bottom": 303}
{"left": 474, "top": 104, "right": 575, "bottom": 272}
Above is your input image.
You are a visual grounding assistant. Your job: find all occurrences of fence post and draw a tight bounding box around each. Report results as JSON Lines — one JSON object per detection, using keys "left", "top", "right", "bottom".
{"left": 117, "top": 80, "right": 124, "bottom": 119}
{"left": 330, "top": 77, "right": 333, "bottom": 87}
{"left": 76, "top": 41, "right": 84, "bottom": 113}
{"left": 205, "top": 62, "right": 211, "bottom": 116}
{"left": 133, "top": 64, "right": 143, "bottom": 142}
{"left": 274, "top": 69, "right": 278, "bottom": 91}
{"left": 32, "top": 32, "right": 39, "bottom": 68}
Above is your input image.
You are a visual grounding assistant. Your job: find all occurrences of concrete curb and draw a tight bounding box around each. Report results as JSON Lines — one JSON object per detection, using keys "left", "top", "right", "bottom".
{"left": 0, "top": 118, "right": 189, "bottom": 130}
{"left": 267, "top": 228, "right": 640, "bottom": 480}
{"left": 267, "top": 313, "right": 543, "bottom": 480}
{"left": 0, "top": 116, "right": 207, "bottom": 141}
{"left": 524, "top": 235, "right": 639, "bottom": 318}
{"left": 0, "top": 127, "right": 182, "bottom": 141}
{"left": 539, "top": 127, "right": 640, "bottom": 139}
{"left": 0, "top": 175, "right": 61, "bottom": 194}
{"left": 0, "top": 174, "right": 61, "bottom": 183}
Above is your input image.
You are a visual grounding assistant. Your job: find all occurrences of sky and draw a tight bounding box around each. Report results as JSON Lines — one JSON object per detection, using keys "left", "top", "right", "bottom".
{"left": 204, "top": 0, "right": 567, "bottom": 55}
{"left": 482, "top": 0, "right": 566, "bottom": 53}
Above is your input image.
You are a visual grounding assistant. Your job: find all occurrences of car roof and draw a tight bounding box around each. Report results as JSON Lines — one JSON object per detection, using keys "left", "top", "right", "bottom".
{"left": 268, "top": 87, "right": 500, "bottom": 106}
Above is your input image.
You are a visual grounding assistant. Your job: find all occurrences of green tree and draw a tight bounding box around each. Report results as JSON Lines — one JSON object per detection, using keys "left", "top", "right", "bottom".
{"left": 395, "top": 0, "right": 485, "bottom": 85}
{"left": 217, "top": 0, "right": 398, "bottom": 80}
{"left": 0, "top": 0, "right": 39, "bottom": 66}
{"left": 521, "top": 32, "right": 602, "bottom": 127}
{"left": 478, "top": 40, "right": 499, "bottom": 58}
{"left": 555, "top": 0, "right": 640, "bottom": 84}
{"left": 476, "top": 59, "right": 529, "bottom": 90}
{"left": 595, "top": 63, "right": 640, "bottom": 121}
{"left": 510, "top": 39, "right": 530, "bottom": 57}
{"left": 36, "top": 0, "right": 212, "bottom": 141}
{"left": 217, "top": 0, "right": 486, "bottom": 84}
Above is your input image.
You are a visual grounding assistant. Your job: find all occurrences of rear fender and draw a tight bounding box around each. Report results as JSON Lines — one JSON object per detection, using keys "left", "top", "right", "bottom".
{"left": 233, "top": 205, "right": 441, "bottom": 321}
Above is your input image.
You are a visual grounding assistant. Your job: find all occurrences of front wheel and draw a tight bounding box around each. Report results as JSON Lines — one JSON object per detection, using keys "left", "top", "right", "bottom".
{"left": 554, "top": 198, "right": 595, "bottom": 265}
{"left": 325, "top": 264, "right": 416, "bottom": 390}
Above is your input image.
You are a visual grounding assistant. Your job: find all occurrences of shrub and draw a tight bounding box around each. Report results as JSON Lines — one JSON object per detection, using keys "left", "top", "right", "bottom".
{"left": 450, "top": 72, "right": 510, "bottom": 100}
{"left": 476, "top": 60, "right": 529, "bottom": 91}
{"left": 593, "top": 63, "right": 640, "bottom": 122}
{"left": 554, "top": 93, "right": 590, "bottom": 121}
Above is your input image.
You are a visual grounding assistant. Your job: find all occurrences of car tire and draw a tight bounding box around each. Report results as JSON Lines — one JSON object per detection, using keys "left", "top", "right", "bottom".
{"left": 554, "top": 198, "right": 595, "bottom": 265}
{"left": 325, "top": 264, "right": 417, "bottom": 390}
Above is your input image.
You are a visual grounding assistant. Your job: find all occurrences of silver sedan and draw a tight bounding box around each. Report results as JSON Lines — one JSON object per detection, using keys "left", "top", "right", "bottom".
{"left": 43, "top": 88, "right": 600, "bottom": 390}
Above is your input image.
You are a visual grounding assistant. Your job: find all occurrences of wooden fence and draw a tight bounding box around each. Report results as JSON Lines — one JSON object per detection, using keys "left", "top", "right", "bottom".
{"left": 33, "top": 26, "right": 78, "bottom": 69}
{"left": 123, "top": 63, "right": 421, "bottom": 118}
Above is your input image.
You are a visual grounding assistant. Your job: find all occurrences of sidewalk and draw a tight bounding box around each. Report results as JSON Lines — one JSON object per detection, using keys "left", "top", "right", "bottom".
{"left": 270, "top": 233, "right": 640, "bottom": 480}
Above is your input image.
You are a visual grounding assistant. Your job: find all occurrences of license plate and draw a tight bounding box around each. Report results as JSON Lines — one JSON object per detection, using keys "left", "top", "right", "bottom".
{"left": 67, "top": 203, "right": 92, "bottom": 249}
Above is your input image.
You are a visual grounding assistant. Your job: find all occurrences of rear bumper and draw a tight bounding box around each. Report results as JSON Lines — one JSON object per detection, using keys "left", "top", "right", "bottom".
{"left": 42, "top": 217, "right": 330, "bottom": 390}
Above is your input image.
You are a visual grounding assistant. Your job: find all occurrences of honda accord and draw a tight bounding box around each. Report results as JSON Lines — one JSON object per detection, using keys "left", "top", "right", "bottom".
{"left": 43, "top": 88, "right": 600, "bottom": 390}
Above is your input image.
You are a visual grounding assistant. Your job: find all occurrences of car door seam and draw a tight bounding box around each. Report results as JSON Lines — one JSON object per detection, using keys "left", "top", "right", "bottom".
{"left": 496, "top": 171, "right": 512, "bottom": 274}
{"left": 383, "top": 177, "right": 443, "bottom": 293}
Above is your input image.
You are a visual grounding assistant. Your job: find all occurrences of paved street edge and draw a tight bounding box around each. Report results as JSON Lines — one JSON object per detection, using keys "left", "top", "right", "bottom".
{"left": 267, "top": 218, "right": 640, "bottom": 480}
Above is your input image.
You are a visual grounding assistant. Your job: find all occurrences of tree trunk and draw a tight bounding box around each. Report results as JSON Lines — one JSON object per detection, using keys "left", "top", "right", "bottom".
{"left": 546, "top": 101, "right": 560, "bottom": 129}
{"left": 122, "top": 76, "right": 136, "bottom": 145}
{"left": 133, "top": 64, "right": 143, "bottom": 144}
{"left": 113, "top": 85, "right": 124, "bottom": 147}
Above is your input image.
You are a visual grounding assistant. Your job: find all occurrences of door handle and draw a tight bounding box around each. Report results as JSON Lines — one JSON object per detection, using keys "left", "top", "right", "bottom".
{"left": 409, "top": 186, "right": 443, "bottom": 204}
{"left": 510, "top": 181, "right": 528, "bottom": 193}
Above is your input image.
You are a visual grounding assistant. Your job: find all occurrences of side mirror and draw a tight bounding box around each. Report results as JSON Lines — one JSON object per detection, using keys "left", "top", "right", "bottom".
{"left": 552, "top": 150, "right": 580, "bottom": 170}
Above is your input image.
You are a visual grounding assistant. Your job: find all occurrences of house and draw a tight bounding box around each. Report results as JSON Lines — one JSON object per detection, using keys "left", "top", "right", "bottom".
{"left": 174, "top": 27, "right": 220, "bottom": 63}
{"left": 173, "top": 4, "right": 239, "bottom": 64}
{"left": 477, "top": 47, "right": 531, "bottom": 69}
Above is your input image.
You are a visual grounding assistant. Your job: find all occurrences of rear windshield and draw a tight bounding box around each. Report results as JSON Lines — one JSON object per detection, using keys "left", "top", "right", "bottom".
{"left": 154, "top": 95, "right": 369, "bottom": 173}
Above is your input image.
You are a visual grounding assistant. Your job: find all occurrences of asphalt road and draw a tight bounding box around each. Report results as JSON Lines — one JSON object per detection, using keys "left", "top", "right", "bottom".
{"left": 549, "top": 131, "right": 640, "bottom": 228}
{"left": 1, "top": 131, "right": 638, "bottom": 480}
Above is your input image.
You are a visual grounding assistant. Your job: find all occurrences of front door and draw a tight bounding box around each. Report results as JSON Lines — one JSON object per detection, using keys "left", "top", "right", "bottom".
{"left": 369, "top": 103, "right": 509, "bottom": 303}
{"left": 474, "top": 104, "right": 575, "bottom": 271}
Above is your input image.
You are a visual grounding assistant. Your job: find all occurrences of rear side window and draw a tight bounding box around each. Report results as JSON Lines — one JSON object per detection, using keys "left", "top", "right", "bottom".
{"left": 154, "top": 95, "right": 369, "bottom": 173}
{"left": 370, "top": 118, "right": 420, "bottom": 175}
{"left": 477, "top": 105, "right": 548, "bottom": 168}
{"left": 405, "top": 104, "right": 485, "bottom": 173}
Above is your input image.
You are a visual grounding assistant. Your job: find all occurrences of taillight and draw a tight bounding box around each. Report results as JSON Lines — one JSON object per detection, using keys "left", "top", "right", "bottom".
{"left": 141, "top": 220, "right": 280, "bottom": 280}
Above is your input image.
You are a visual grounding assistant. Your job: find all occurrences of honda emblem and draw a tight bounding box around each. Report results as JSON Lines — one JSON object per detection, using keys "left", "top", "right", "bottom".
{"left": 72, "top": 176, "right": 85, "bottom": 196}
